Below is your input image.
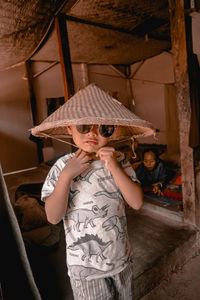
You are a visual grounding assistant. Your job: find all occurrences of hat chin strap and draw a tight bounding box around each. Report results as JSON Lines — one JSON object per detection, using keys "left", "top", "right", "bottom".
{"left": 40, "top": 133, "right": 77, "bottom": 147}
{"left": 39, "top": 132, "right": 136, "bottom": 156}
{"left": 131, "top": 137, "right": 137, "bottom": 159}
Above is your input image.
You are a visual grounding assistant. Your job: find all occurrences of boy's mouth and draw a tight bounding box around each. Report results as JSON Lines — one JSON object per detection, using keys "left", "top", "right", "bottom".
{"left": 146, "top": 166, "right": 154, "bottom": 170}
{"left": 85, "top": 139, "right": 98, "bottom": 145}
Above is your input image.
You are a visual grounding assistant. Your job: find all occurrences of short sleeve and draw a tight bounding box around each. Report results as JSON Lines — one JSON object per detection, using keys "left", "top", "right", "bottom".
{"left": 41, "top": 154, "right": 74, "bottom": 201}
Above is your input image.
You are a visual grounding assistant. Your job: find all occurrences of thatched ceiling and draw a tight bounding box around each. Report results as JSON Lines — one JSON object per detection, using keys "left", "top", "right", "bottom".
{"left": 0, "top": 0, "right": 66, "bottom": 70}
{"left": 0, "top": 0, "right": 171, "bottom": 70}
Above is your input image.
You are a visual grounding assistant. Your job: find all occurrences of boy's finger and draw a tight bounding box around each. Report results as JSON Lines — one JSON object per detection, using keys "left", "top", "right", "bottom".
{"left": 75, "top": 148, "right": 82, "bottom": 157}
{"left": 81, "top": 155, "right": 92, "bottom": 163}
{"left": 97, "top": 147, "right": 115, "bottom": 156}
{"left": 76, "top": 149, "right": 88, "bottom": 159}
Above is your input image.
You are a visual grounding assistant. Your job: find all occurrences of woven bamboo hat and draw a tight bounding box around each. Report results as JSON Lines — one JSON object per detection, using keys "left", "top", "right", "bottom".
{"left": 31, "top": 83, "right": 155, "bottom": 140}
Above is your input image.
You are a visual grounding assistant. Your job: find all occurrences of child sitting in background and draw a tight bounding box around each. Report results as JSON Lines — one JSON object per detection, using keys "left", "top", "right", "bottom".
{"left": 136, "top": 148, "right": 170, "bottom": 196}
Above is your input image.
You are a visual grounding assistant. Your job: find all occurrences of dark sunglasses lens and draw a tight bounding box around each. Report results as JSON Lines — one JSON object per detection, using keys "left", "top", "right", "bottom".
{"left": 76, "top": 125, "right": 92, "bottom": 134}
{"left": 99, "top": 125, "right": 115, "bottom": 137}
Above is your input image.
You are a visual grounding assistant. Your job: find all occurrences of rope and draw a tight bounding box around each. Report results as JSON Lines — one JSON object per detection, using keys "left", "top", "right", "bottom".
{"left": 40, "top": 133, "right": 137, "bottom": 157}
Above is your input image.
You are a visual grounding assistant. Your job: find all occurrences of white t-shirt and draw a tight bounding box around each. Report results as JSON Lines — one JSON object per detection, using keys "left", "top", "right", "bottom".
{"left": 42, "top": 152, "right": 138, "bottom": 280}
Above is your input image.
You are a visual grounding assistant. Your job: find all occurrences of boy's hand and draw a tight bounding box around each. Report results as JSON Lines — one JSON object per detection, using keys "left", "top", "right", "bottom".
{"left": 152, "top": 183, "right": 163, "bottom": 196}
{"left": 63, "top": 149, "right": 91, "bottom": 179}
{"left": 97, "top": 147, "right": 119, "bottom": 172}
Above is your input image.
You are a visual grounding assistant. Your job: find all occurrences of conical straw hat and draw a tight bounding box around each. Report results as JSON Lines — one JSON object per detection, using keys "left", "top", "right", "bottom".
{"left": 31, "top": 83, "right": 155, "bottom": 140}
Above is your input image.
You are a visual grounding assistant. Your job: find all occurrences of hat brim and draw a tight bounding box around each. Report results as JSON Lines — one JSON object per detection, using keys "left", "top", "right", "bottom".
{"left": 31, "top": 121, "right": 155, "bottom": 141}
{"left": 31, "top": 83, "right": 156, "bottom": 141}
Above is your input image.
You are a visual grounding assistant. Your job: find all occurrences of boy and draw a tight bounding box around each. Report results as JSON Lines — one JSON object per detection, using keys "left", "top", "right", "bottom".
{"left": 136, "top": 148, "right": 169, "bottom": 196}
{"left": 42, "top": 124, "right": 142, "bottom": 300}
{"left": 32, "top": 84, "right": 155, "bottom": 299}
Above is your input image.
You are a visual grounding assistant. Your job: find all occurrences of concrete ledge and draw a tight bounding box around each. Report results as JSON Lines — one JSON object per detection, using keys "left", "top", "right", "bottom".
{"left": 126, "top": 209, "right": 200, "bottom": 299}
{"left": 142, "top": 201, "right": 183, "bottom": 223}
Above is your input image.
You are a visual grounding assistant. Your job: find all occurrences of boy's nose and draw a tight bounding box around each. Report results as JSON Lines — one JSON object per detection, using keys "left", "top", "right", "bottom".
{"left": 89, "top": 125, "right": 98, "bottom": 135}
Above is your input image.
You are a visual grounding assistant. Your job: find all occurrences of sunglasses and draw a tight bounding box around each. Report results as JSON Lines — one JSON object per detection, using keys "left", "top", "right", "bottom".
{"left": 76, "top": 124, "right": 115, "bottom": 138}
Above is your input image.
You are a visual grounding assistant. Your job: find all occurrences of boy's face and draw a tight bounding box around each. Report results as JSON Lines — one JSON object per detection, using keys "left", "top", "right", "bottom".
{"left": 143, "top": 151, "right": 157, "bottom": 171}
{"left": 67, "top": 125, "right": 111, "bottom": 153}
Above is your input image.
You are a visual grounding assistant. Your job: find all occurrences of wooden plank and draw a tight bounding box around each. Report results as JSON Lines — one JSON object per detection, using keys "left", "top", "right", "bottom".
{"left": 25, "top": 61, "right": 37, "bottom": 125}
{"left": 168, "top": 0, "right": 196, "bottom": 225}
{"left": 55, "top": 14, "right": 74, "bottom": 101}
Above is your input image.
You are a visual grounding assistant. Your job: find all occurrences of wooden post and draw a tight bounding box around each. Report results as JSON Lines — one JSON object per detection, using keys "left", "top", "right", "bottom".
{"left": 55, "top": 14, "right": 74, "bottom": 101}
{"left": 25, "top": 60, "right": 44, "bottom": 163}
{"left": 168, "top": 0, "right": 196, "bottom": 225}
{"left": 25, "top": 61, "right": 37, "bottom": 125}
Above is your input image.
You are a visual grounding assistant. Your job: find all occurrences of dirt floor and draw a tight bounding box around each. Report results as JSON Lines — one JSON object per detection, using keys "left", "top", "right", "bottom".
{"left": 141, "top": 253, "right": 200, "bottom": 300}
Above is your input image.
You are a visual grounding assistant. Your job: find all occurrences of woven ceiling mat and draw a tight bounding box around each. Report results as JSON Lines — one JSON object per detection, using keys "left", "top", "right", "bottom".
{"left": 0, "top": 0, "right": 66, "bottom": 71}
{"left": 0, "top": 0, "right": 170, "bottom": 69}
{"left": 68, "top": 0, "right": 169, "bottom": 30}
{"left": 31, "top": 83, "right": 155, "bottom": 142}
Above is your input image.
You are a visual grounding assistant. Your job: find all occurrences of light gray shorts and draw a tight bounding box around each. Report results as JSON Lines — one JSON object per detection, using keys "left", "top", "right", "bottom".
{"left": 70, "top": 263, "right": 134, "bottom": 300}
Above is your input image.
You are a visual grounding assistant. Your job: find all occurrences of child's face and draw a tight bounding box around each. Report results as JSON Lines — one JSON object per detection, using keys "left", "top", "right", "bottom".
{"left": 143, "top": 151, "right": 157, "bottom": 171}
{"left": 67, "top": 125, "right": 111, "bottom": 153}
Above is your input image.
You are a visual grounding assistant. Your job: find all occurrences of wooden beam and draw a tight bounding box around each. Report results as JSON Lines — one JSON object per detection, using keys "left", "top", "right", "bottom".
{"left": 32, "top": 62, "right": 59, "bottom": 79}
{"left": 25, "top": 61, "right": 37, "bottom": 125}
{"left": 65, "top": 14, "right": 169, "bottom": 41}
{"left": 55, "top": 14, "right": 74, "bottom": 101}
{"left": 25, "top": 61, "right": 44, "bottom": 163}
{"left": 168, "top": 0, "right": 196, "bottom": 225}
